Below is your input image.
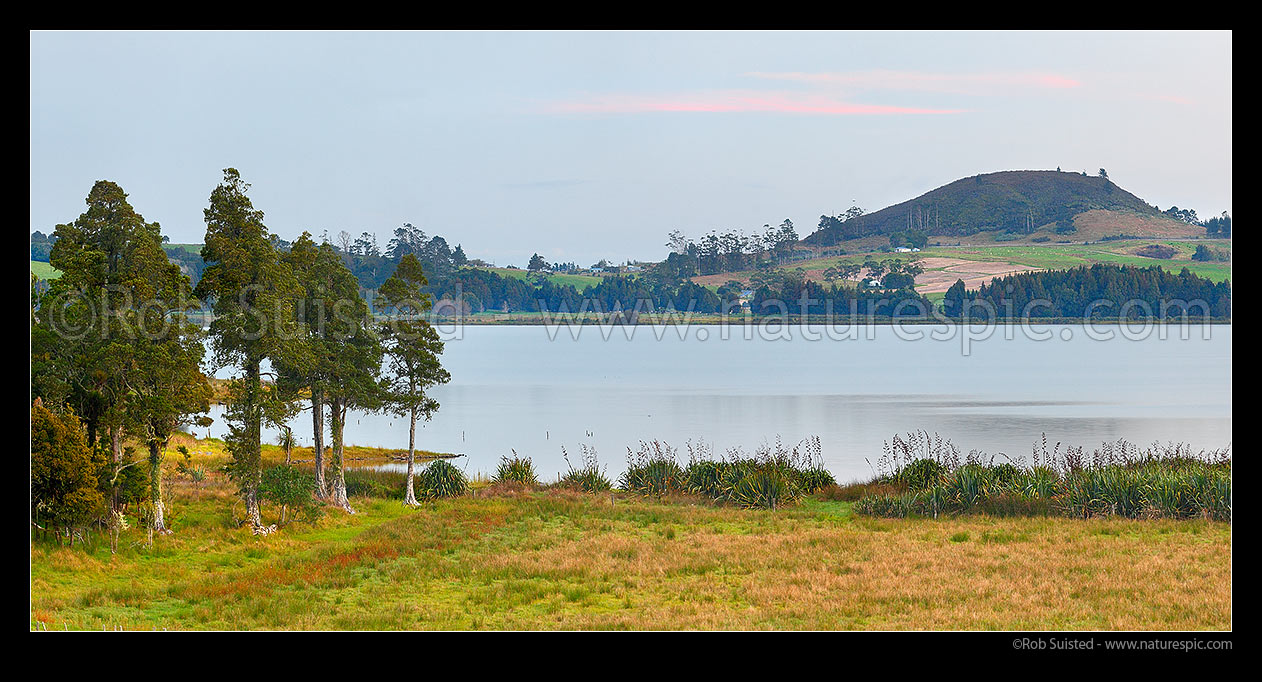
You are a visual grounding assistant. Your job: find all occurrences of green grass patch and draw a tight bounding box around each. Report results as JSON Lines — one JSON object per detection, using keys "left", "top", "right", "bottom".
{"left": 487, "top": 268, "right": 604, "bottom": 290}
{"left": 31, "top": 260, "right": 61, "bottom": 280}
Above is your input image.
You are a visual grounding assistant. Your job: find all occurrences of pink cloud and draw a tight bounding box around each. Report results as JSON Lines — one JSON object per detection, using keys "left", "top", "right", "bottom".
{"left": 746, "top": 70, "right": 1081, "bottom": 95}
{"left": 544, "top": 90, "right": 964, "bottom": 115}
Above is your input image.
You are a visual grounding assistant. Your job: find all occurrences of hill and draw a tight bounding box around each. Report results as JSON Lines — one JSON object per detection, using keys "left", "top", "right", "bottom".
{"left": 803, "top": 170, "right": 1199, "bottom": 246}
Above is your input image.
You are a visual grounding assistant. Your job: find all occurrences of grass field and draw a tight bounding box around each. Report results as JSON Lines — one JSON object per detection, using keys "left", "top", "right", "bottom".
{"left": 30, "top": 435, "right": 1231, "bottom": 631}
{"left": 920, "top": 241, "right": 1233, "bottom": 282}
{"left": 30, "top": 260, "right": 61, "bottom": 280}
{"left": 693, "top": 239, "right": 1232, "bottom": 293}
{"left": 487, "top": 267, "right": 605, "bottom": 290}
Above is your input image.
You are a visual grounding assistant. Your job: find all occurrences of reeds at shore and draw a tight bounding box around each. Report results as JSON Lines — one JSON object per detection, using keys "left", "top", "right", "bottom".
{"left": 845, "top": 431, "right": 1230, "bottom": 521}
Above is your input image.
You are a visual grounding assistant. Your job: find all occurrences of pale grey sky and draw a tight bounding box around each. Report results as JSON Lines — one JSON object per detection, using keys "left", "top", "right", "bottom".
{"left": 30, "top": 30, "right": 1231, "bottom": 266}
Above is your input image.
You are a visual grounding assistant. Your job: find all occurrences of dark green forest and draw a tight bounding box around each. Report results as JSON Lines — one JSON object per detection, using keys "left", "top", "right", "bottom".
{"left": 943, "top": 264, "right": 1230, "bottom": 320}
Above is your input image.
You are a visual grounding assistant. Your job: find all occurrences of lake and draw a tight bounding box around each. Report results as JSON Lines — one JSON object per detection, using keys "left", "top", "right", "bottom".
{"left": 204, "top": 323, "right": 1232, "bottom": 482}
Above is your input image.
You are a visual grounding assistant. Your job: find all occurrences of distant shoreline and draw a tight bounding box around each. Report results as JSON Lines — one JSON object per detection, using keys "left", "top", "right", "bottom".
{"left": 420, "top": 316, "right": 1233, "bottom": 327}
{"left": 187, "top": 316, "right": 1232, "bottom": 329}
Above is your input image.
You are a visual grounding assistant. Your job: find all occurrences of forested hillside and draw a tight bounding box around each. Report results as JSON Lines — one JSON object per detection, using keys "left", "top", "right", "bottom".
{"left": 804, "top": 170, "right": 1190, "bottom": 246}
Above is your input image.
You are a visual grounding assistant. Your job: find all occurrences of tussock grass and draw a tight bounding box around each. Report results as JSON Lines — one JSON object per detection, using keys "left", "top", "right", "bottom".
{"left": 556, "top": 445, "right": 612, "bottom": 492}
{"left": 493, "top": 452, "right": 539, "bottom": 487}
{"left": 853, "top": 432, "right": 1231, "bottom": 522}
{"left": 620, "top": 437, "right": 834, "bottom": 509}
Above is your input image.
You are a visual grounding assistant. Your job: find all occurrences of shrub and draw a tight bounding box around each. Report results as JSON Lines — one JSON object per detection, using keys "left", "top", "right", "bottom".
{"left": 416, "top": 460, "right": 468, "bottom": 499}
{"left": 621, "top": 459, "right": 685, "bottom": 497}
{"left": 684, "top": 459, "right": 729, "bottom": 499}
{"left": 855, "top": 433, "right": 1231, "bottom": 522}
{"left": 1192, "top": 244, "right": 1228, "bottom": 262}
{"left": 493, "top": 452, "right": 539, "bottom": 487}
{"left": 1015, "top": 467, "right": 1062, "bottom": 499}
{"left": 31, "top": 402, "right": 105, "bottom": 537}
{"left": 794, "top": 466, "right": 837, "bottom": 494}
{"left": 989, "top": 462, "right": 1023, "bottom": 486}
{"left": 1135, "top": 244, "right": 1177, "bottom": 259}
{"left": 898, "top": 458, "right": 946, "bottom": 491}
{"left": 942, "top": 465, "right": 991, "bottom": 511}
{"left": 732, "top": 467, "right": 800, "bottom": 510}
{"left": 260, "top": 464, "right": 322, "bottom": 524}
{"left": 558, "top": 445, "right": 612, "bottom": 492}
{"left": 620, "top": 441, "right": 685, "bottom": 497}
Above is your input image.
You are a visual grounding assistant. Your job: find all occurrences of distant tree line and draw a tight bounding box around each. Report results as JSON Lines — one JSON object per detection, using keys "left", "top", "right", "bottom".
{"left": 1201, "top": 212, "right": 1231, "bottom": 237}
{"left": 943, "top": 264, "right": 1230, "bottom": 320}
{"left": 1162, "top": 207, "right": 1231, "bottom": 238}
{"left": 749, "top": 273, "right": 933, "bottom": 318}
{"left": 30, "top": 230, "right": 56, "bottom": 261}
{"left": 663, "top": 220, "right": 801, "bottom": 276}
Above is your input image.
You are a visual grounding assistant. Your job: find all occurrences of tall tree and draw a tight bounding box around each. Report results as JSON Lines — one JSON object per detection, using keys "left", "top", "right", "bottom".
{"left": 37, "top": 180, "right": 210, "bottom": 529}
{"left": 376, "top": 254, "right": 451, "bottom": 505}
{"left": 39, "top": 181, "right": 156, "bottom": 464}
{"left": 195, "top": 169, "right": 302, "bottom": 529}
{"left": 121, "top": 224, "right": 212, "bottom": 534}
{"left": 528, "top": 253, "right": 550, "bottom": 273}
{"left": 275, "top": 233, "right": 330, "bottom": 496}
{"left": 943, "top": 279, "right": 968, "bottom": 318}
{"left": 319, "top": 249, "right": 384, "bottom": 513}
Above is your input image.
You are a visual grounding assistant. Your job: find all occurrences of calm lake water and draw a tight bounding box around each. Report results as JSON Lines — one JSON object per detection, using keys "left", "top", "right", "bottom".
{"left": 204, "top": 324, "right": 1232, "bottom": 482}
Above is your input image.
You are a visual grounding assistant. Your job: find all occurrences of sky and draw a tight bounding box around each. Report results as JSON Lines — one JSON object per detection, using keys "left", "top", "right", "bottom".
{"left": 30, "top": 30, "right": 1232, "bottom": 267}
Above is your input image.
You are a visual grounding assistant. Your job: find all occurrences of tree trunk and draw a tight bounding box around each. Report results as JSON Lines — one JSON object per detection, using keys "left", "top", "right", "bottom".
{"left": 111, "top": 426, "right": 123, "bottom": 464}
{"left": 328, "top": 397, "right": 355, "bottom": 514}
{"left": 243, "top": 360, "right": 264, "bottom": 528}
{"left": 147, "top": 439, "right": 171, "bottom": 534}
{"left": 312, "top": 387, "right": 326, "bottom": 498}
{"left": 109, "top": 425, "right": 123, "bottom": 511}
{"left": 403, "top": 405, "right": 419, "bottom": 506}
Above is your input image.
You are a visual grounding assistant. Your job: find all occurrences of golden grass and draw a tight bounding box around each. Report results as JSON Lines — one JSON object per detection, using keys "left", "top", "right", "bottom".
{"left": 30, "top": 474, "right": 1230, "bottom": 631}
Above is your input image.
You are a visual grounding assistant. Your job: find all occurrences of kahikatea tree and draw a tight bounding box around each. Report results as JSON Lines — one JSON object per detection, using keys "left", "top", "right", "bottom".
{"left": 323, "top": 264, "right": 384, "bottom": 514}
{"left": 37, "top": 180, "right": 163, "bottom": 465}
{"left": 943, "top": 279, "right": 969, "bottom": 318}
{"left": 195, "top": 169, "right": 303, "bottom": 529}
{"left": 36, "top": 180, "right": 210, "bottom": 531}
{"left": 31, "top": 400, "right": 105, "bottom": 543}
{"left": 275, "top": 230, "right": 380, "bottom": 513}
{"left": 376, "top": 254, "right": 451, "bottom": 505}
{"left": 274, "top": 233, "right": 348, "bottom": 498}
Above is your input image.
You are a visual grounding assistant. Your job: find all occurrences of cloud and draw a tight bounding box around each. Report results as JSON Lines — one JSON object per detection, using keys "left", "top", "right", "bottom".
{"left": 745, "top": 70, "right": 1081, "bottom": 95}
{"left": 543, "top": 90, "right": 964, "bottom": 115}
